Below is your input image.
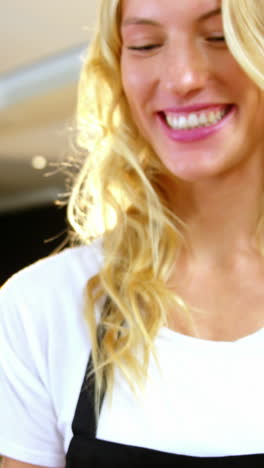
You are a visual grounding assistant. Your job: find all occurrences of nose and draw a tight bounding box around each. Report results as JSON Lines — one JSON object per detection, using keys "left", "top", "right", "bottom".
{"left": 160, "top": 42, "right": 210, "bottom": 97}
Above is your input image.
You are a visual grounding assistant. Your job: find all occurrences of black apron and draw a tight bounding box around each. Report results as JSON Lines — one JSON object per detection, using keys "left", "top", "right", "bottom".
{"left": 66, "top": 355, "right": 264, "bottom": 467}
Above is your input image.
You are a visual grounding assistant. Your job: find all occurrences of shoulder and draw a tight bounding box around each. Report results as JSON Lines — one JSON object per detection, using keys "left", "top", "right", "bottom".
{"left": 2, "top": 238, "right": 103, "bottom": 290}
{"left": 1, "top": 238, "right": 103, "bottom": 310}
{"left": 0, "top": 239, "right": 104, "bottom": 368}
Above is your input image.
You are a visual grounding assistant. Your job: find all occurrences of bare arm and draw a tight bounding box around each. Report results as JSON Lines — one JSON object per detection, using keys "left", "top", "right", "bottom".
{"left": 2, "top": 458, "right": 60, "bottom": 468}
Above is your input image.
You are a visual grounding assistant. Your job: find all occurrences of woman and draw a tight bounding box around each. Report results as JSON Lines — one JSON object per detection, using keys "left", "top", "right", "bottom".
{"left": 1, "top": 0, "right": 264, "bottom": 466}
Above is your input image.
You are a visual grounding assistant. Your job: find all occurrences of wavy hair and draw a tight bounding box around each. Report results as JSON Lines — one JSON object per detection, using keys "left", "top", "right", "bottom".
{"left": 222, "top": 0, "right": 264, "bottom": 91}
{"left": 67, "top": 0, "right": 264, "bottom": 411}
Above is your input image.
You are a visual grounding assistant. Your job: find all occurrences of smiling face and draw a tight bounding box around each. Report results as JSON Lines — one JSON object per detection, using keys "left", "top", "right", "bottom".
{"left": 120, "top": 0, "right": 264, "bottom": 182}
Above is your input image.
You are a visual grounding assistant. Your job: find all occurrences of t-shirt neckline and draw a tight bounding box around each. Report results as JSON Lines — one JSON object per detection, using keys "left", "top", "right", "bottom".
{"left": 158, "top": 325, "right": 264, "bottom": 347}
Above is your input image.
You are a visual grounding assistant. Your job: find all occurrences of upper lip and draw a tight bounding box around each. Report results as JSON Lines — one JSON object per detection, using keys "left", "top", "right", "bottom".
{"left": 161, "top": 103, "right": 233, "bottom": 114}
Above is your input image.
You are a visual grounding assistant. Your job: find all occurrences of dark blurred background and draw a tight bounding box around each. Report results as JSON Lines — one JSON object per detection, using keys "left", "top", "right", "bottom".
{"left": 0, "top": 204, "right": 68, "bottom": 284}
{"left": 0, "top": 1, "right": 96, "bottom": 284}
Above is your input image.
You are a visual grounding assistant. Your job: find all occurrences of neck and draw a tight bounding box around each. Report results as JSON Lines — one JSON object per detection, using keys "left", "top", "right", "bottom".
{"left": 165, "top": 154, "right": 264, "bottom": 269}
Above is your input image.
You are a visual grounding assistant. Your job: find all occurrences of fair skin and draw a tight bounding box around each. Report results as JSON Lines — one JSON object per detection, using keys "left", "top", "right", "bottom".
{"left": 121, "top": 0, "right": 264, "bottom": 341}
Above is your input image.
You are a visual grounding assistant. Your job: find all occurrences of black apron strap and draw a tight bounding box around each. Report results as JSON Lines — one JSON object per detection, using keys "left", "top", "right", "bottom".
{"left": 71, "top": 352, "right": 106, "bottom": 440}
{"left": 71, "top": 353, "right": 97, "bottom": 439}
{"left": 71, "top": 296, "right": 110, "bottom": 440}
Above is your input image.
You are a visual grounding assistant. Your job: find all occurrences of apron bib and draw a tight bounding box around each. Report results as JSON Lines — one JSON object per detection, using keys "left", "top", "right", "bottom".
{"left": 66, "top": 355, "right": 264, "bottom": 467}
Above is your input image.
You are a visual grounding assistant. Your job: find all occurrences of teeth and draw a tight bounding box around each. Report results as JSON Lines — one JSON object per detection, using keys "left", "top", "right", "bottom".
{"left": 188, "top": 113, "right": 199, "bottom": 128}
{"left": 199, "top": 112, "right": 207, "bottom": 126}
{"left": 165, "top": 108, "right": 228, "bottom": 131}
{"left": 178, "top": 116, "right": 187, "bottom": 129}
{"left": 208, "top": 112, "right": 216, "bottom": 124}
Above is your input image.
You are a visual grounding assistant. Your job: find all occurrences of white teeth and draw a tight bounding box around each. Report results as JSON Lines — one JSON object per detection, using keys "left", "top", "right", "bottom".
{"left": 178, "top": 116, "right": 187, "bottom": 129}
{"left": 208, "top": 112, "right": 216, "bottom": 124}
{"left": 188, "top": 113, "right": 199, "bottom": 128}
{"left": 199, "top": 112, "right": 207, "bottom": 126}
{"left": 165, "top": 108, "right": 228, "bottom": 130}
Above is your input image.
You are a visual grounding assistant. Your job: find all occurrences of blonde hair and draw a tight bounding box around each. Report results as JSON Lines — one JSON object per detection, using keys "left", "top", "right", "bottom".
{"left": 222, "top": 0, "right": 264, "bottom": 91}
{"left": 67, "top": 0, "right": 264, "bottom": 410}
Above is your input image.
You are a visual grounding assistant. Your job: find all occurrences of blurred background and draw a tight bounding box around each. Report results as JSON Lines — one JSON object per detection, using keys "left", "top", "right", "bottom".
{"left": 0, "top": 0, "right": 96, "bottom": 284}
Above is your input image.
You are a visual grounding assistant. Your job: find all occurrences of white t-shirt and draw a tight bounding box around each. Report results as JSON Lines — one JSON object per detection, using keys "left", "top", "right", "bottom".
{"left": 0, "top": 241, "right": 264, "bottom": 467}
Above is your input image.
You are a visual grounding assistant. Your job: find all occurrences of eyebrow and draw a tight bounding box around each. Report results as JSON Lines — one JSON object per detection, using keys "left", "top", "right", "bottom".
{"left": 200, "top": 7, "right": 221, "bottom": 21}
{"left": 122, "top": 7, "right": 222, "bottom": 27}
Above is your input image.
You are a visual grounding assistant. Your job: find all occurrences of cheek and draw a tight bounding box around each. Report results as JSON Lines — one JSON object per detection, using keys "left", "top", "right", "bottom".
{"left": 257, "top": 93, "right": 264, "bottom": 119}
{"left": 221, "top": 56, "right": 257, "bottom": 101}
{"left": 121, "top": 59, "right": 149, "bottom": 114}
{"left": 121, "top": 61, "right": 155, "bottom": 141}
{"left": 227, "top": 63, "right": 264, "bottom": 118}
{"left": 251, "top": 92, "right": 264, "bottom": 134}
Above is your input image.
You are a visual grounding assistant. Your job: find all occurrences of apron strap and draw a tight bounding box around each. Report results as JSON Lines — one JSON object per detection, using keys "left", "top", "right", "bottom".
{"left": 71, "top": 297, "right": 110, "bottom": 439}
{"left": 71, "top": 353, "right": 97, "bottom": 439}
{"left": 71, "top": 352, "right": 106, "bottom": 439}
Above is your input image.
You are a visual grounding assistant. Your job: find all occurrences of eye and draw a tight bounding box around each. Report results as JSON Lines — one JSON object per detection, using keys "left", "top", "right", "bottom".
{"left": 207, "top": 36, "right": 226, "bottom": 43}
{"left": 127, "top": 44, "right": 161, "bottom": 51}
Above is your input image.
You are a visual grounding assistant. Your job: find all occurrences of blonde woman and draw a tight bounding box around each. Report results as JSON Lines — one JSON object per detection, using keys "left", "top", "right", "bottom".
{"left": 1, "top": 0, "right": 264, "bottom": 466}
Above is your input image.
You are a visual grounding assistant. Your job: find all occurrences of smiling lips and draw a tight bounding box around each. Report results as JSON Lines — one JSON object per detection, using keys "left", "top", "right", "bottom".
{"left": 158, "top": 104, "right": 235, "bottom": 142}
{"left": 162, "top": 104, "right": 232, "bottom": 131}
{"left": 165, "top": 108, "right": 228, "bottom": 130}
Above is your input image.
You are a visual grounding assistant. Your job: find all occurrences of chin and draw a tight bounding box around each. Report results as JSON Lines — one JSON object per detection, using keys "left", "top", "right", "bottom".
{"left": 161, "top": 148, "right": 238, "bottom": 182}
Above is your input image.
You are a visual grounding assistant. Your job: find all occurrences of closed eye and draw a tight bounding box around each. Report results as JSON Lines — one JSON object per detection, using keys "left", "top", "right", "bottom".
{"left": 207, "top": 36, "right": 225, "bottom": 42}
{"left": 127, "top": 44, "right": 161, "bottom": 51}
{"left": 126, "top": 37, "right": 225, "bottom": 52}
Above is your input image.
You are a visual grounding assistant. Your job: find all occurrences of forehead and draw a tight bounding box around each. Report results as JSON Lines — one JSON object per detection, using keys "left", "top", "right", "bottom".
{"left": 121, "top": 0, "right": 222, "bottom": 24}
